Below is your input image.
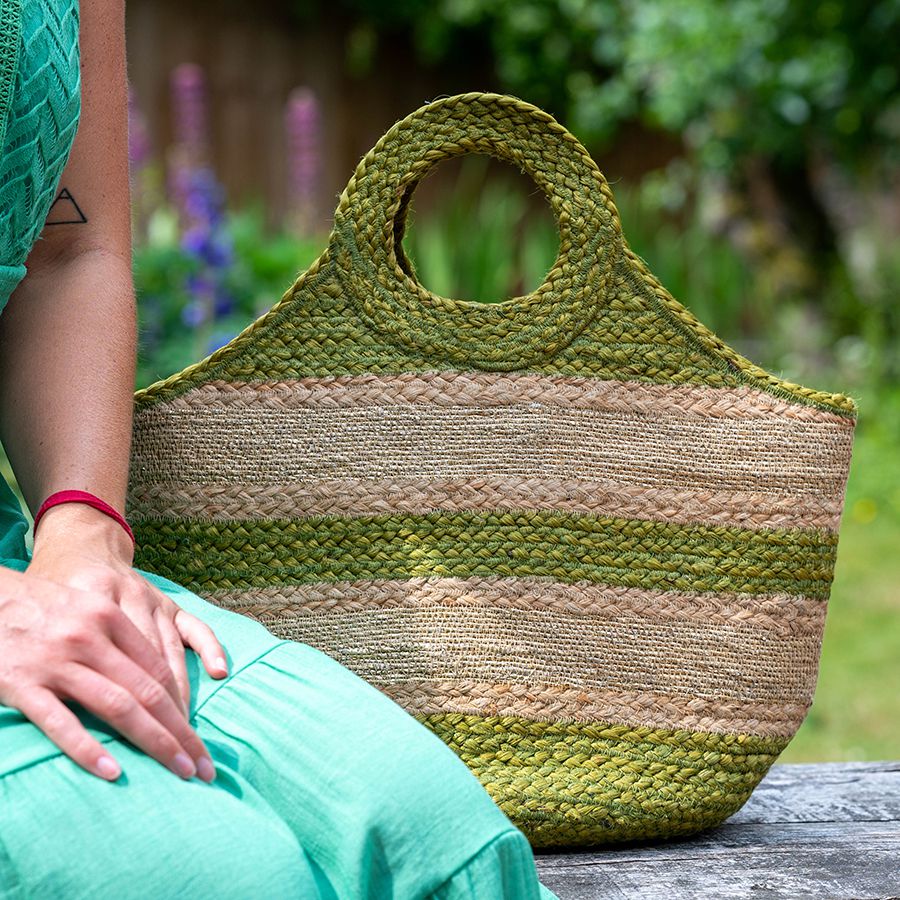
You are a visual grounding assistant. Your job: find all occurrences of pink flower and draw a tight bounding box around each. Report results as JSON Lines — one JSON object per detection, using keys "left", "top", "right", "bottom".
{"left": 285, "top": 87, "right": 321, "bottom": 233}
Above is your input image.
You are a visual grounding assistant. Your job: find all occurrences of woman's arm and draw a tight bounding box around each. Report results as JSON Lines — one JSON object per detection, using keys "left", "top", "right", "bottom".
{"left": 0, "top": 0, "right": 135, "bottom": 511}
{"left": 0, "top": 0, "right": 223, "bottom": 783}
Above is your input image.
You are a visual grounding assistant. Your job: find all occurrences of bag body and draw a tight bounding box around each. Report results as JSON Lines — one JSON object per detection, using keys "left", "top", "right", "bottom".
{"left": 129, "top": 93, "right": 857, "bottom": 848}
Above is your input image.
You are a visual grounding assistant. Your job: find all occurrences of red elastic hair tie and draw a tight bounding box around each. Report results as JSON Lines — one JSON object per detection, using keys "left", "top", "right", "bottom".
{"left": 32, "top": 490, "right": 136, "bottom": 547}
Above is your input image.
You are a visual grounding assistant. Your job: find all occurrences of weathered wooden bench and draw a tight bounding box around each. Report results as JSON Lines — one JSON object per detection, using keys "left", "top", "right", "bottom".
{"left": 535, "top": 762, "right": 900, "bottom": 898}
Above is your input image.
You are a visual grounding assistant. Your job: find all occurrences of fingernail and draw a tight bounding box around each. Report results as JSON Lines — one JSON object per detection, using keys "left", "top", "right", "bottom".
{"left": 214, "top": 656, "right": 228, "bottom": 675}
{"left": 196, "top": 755, "right": 216, "bottom": 783}
{"left": 173, "top": 752, "right": 196, "bottom": 779}
{"left": 96, "top": 754, "right": 121, "bottom": 780}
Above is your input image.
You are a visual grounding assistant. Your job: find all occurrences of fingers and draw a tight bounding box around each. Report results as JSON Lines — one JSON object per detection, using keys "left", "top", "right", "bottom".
{"left": 58, "top": 658, "right": 215, "bottom": 782}
{"left": 118, "top": 601, "right": 187, "bottom": 717}
{"left": 154, "top": 608, "right": 191, "bottom": 717}
{"left": 12, "top": 687, "right": 123, "bottom": 781}
{"left": 174, "top": 607, "right": 229, "bottom": 679}
{"left": 106, "top": 601, "right": 186, "bottom": 716}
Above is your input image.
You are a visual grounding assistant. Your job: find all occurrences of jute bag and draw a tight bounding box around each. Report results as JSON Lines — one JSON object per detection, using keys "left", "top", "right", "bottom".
{"left": 128, "top": 93, "right": 857, "bottom": 848}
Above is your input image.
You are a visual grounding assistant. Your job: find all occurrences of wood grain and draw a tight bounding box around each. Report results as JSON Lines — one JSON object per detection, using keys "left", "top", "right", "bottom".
{"left": 535, "top": 762, "right": 900, "bottom": 899}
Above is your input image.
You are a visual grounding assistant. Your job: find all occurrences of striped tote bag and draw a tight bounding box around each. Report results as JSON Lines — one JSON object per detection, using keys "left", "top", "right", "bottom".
{"left": 128, "top": 93, "right": 857, "bottom": 848}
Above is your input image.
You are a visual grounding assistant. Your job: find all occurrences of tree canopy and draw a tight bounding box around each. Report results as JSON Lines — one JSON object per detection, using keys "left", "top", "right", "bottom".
{"left": 292, "top": 0, "right": 899, "bottom": 176}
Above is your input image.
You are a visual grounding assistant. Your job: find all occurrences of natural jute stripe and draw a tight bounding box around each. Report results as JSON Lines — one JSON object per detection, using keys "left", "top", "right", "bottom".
{"left": 206, "top": 576, "right": 826, "bottom": 638}
{"left": 131, "top": 382, "right": 853, "bottom": 497}
{"left": 154, "top": 374, "right": 852, "bottom": 423}
{"left": 128, "top": 475, "right": 843, "bottom": 532}
{"left": 380, "top": 680, "right": 807, "bottom": 738}
{"left": 242, "top": 605, "right": 820, "bottom": 705}
{"left": 133, "top": 509, "right": 838, "bottom": 598}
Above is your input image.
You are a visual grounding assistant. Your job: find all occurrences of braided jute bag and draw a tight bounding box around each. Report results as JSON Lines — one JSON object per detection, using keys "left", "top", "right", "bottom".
{"left": 128, "top": 93, "right": 857, "bottom": 848}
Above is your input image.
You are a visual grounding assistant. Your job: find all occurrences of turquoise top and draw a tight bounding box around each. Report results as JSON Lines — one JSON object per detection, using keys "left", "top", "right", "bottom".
{"left": 0, "top": 0, "right": 81, "bottom": 545}
{"left": 0, "top": 0, "right": 81, "bottom": 314}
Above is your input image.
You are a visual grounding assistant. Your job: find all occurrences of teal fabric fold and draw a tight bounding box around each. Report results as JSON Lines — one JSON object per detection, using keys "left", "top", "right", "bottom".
{"left": 0, "top": 569, "right": 558, "bottom": 897}
{"left": 0, "top": 0, "right": 23, "bottom": 155}
{"left": 0, "top": 471, "right": 26, "bottom": 561}
{"left": 0, "top": 262, "right": 24, "bottom": 315}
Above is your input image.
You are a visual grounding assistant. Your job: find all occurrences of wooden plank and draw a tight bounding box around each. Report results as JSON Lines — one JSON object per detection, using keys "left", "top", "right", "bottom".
{"left": 535, "top": 762, "right": 900, "bottom": 899}
{"left": 729, "top": 761, "right": 900, "bottom": 824}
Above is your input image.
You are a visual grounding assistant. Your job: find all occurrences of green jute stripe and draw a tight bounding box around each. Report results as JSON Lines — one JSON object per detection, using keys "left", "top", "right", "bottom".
{"left": 418, "top": 714, "right": 787, "bottom": 847}
{"left": 133, "top": 510, "right": 837, "bottom": 598}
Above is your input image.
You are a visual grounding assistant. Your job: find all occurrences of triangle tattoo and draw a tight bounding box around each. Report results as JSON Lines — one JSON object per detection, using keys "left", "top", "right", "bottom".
{"left": 46, "top": 188, "right": 88, "bottom": 225}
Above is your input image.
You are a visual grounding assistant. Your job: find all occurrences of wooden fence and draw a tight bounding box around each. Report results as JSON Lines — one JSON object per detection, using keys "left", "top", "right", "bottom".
{"left": 125, "top": 0, "right": 679, "bottom": 232}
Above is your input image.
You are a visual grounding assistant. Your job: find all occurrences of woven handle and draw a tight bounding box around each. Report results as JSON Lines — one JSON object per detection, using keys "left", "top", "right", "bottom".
{"left": 329, "top": 93, "right": 625, "bottom": 369}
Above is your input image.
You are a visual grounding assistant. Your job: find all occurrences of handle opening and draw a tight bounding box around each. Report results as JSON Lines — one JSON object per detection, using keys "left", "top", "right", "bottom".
{"left": 330, "top": 93, "right": 623, "bottom": 369}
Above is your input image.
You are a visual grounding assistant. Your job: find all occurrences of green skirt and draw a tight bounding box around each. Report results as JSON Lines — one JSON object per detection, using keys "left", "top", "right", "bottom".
{"left": 0, "top": 480, "right": 557, "bottom": 898}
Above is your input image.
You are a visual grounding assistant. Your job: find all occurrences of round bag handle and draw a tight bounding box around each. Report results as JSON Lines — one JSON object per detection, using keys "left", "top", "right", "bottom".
{"left": 329, "top": 92, "right": 625, "bottom": 370}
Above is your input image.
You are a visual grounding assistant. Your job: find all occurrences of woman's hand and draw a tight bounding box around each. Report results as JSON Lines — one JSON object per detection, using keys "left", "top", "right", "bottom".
{"left": 30, "top": 504, "right": 229, "bottom": 714}
{"left": 0, "top": 503, "right": 227, "bottom": 782}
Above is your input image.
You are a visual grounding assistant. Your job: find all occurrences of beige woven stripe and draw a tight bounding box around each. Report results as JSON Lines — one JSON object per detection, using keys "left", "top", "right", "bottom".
{"left": 379, "top": 680, "right": 808, "bottom": 738}
{"left": 131, "top": 381, "right": 853, "bottom": 498}
{"left": 129, "top": 476, "right": 843, "bottom": 531}
{"left": 208, "top": 601, "right": 822, "bottom": 705}
{"left": 162, "top": 374, "right": 852, "bottom": 424}
{"left": 207, "top": 576, "right": 825, "bottom": 638}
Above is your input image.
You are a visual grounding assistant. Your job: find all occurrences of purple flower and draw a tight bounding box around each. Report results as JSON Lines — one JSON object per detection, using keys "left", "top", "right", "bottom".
{"left": 181, "top": 227, "right": 232, "bottom": 268}
{"left": 177, "top": 169, "right": 233, "bottom": 323}
{"left": 181, "top": 299, "right": 208, "bottom": 328}
{"left": 213, "top": 286, "right": 234, "bottom": 318}
{"left": 185, "top": 272, "right": 215, "bottom": 297}
{"left": 285, "top": 87, "right": 321, "bottom": 233}
{"left": 167, "top": 64, "right": 235, "bottom": 329}
{"left": 176, "top": 167, "right": 226, "bottom": 227}
{"left": 181, "top": 227, "right": 208, "bottom": 256}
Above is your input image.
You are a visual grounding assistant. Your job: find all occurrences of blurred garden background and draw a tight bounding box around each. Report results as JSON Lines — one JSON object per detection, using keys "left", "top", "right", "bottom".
{"left": 35, "top": 0, "right": 900, "bottom": 758}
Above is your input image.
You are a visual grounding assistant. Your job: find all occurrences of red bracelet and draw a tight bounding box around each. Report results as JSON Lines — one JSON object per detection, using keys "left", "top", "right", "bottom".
{"left": 33, "top": 490, "right": 136, "bottom": 547}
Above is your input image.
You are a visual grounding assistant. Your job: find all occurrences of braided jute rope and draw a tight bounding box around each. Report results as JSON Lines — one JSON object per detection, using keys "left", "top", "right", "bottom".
{"left": 128, "top": 93, "right": 857, "bottom": 847}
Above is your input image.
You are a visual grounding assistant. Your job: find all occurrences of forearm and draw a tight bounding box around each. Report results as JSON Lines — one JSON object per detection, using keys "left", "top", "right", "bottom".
{"left": 0, "top": 0, "right": 134, "bottom": 529}
{"left": 0, "top": 249, "right": 137, "bottom": 517}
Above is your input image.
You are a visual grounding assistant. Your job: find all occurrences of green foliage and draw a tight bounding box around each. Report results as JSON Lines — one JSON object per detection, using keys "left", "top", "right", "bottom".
{"left": 565, "top": 0, "right": 900, "bottom": 168}
{"left": 403, "top": 156, "right": 559, "bottom": 302}
{"left": 293, "top": 0, "right": 900, "bottom": 170}
{"left": 134, "top": 205, "right": 321, "bottom": 389}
